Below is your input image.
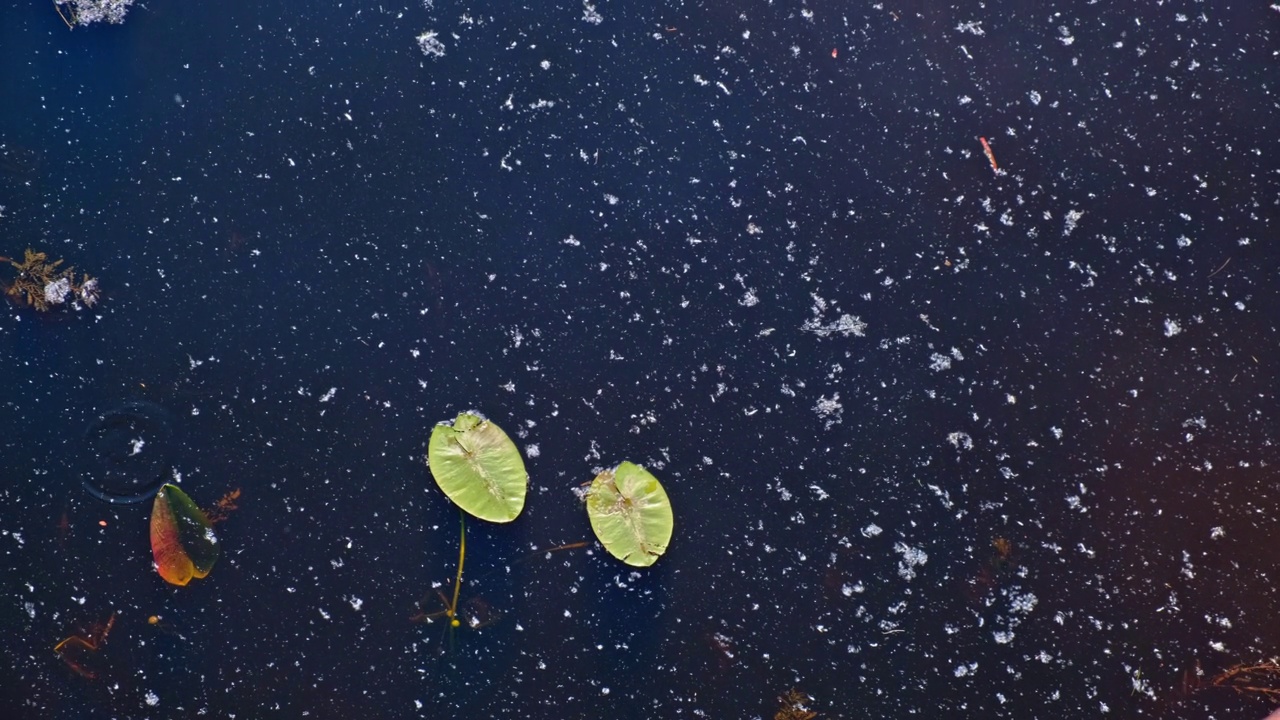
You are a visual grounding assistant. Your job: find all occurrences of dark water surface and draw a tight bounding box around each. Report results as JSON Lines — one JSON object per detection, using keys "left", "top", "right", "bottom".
{"left": 2, "top": 2, "right": 1279, "bottom": 718}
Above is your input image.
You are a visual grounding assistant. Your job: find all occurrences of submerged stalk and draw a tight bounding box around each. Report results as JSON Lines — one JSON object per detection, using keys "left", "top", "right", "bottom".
{"left": 448, "top": 513, "right": 465, "bottom": 627}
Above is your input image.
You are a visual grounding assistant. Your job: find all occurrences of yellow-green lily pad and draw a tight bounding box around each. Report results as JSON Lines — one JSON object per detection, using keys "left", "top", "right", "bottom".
{"left": 586, "top": 462, "right": 673, "bottom": 567}
{"left": 427, "top": 412, "right": 527, "bottom": 523}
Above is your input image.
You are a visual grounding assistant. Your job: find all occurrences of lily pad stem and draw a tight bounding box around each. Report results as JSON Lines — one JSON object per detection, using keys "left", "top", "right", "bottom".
{"left": 448, "top": 513, "right": 465, "bottom": 628}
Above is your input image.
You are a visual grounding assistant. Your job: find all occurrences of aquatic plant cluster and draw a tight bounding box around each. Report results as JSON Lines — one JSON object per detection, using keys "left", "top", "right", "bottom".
{"left": 415, "top": 31, "right": 445, "bottom": 58}
{"left": 54, "top": 0, "right": 134, "bottom": 27}
{"left": 1, "top": 248, "right": 99, "bottom": 312}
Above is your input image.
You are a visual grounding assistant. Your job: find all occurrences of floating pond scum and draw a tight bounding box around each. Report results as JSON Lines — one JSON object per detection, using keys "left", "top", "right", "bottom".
{"left": 149, "top": 484, "right": 219, "bottom": 586}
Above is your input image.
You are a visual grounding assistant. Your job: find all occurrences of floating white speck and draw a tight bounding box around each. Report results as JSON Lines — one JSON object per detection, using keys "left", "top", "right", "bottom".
{"left": 1063, "top": 209, "right": 1084, "bottom": 236}
{"left": 1009, "top": 591, "right": 1038, "bottom": 614}
{"left": 894, "top": 542, "right": 928, "bottom": 581}
{"left": 813, "top": 393, "right": 843, "bottom": 428}
{"left": 416, "top": 31, "right": 445, "bottom": 58}
{"left": 803, "top": 313, "right": 866, "bottom": 338}
{"left": 43, "top": 275, "right": 71, "bottom": 303}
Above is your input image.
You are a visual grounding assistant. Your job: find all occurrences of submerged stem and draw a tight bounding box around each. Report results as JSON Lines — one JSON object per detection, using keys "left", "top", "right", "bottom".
{"left": 448, "top": 513, "right": 465, "bottom": 627}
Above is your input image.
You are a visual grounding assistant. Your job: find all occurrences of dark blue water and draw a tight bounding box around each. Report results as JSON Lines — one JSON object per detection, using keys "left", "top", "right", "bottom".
{"left": 2, "top": 2, "right": 1279, "bottom": 718}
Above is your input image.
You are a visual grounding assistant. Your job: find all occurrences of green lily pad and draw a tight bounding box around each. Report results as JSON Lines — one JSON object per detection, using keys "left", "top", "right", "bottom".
{"left": 150, "top": 483, "right": 219, "bottom": 586}
{"left": 586, "top": 462, "right": 673, "bottom": 567}
{"left": 428, "top": 412, "right": 527, "bottom": 523}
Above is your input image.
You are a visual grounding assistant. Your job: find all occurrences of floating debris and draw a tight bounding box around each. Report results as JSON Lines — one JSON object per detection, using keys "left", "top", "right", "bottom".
{"left": 775, "top": 688, "right": 817, "bottom": 720}
{"left": 54, "top": 0, "right": 135, "bottom": 28}
{"left": 1, "top": 248, "right": 100, "bottom": 312}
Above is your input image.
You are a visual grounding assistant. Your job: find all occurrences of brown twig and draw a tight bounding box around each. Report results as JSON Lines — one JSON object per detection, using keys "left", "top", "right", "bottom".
{"left": 1205, "top": 661, "right": 1280, "bottom": 701}
{"left": 52, "top": 1, "right": 75, "bottom": 30}
{"left": 54, "top": 612, "right": 116, "bottom": 678}
{"left": 1207, "top": 257, "right": 1231, "bottom": 279}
